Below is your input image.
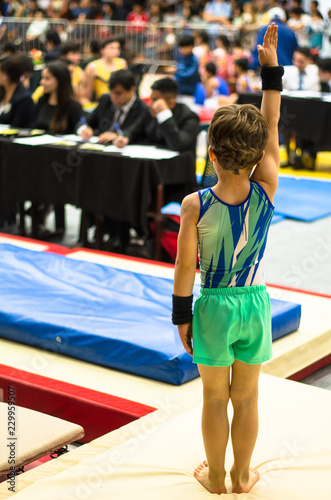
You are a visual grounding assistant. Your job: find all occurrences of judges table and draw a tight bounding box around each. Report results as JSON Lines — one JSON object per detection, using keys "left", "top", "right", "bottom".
{"left": 0, "top": 137, "right": 197, "bottom": 258}
{"left": 237, "top": 93, "right": 331, "bottom": 151}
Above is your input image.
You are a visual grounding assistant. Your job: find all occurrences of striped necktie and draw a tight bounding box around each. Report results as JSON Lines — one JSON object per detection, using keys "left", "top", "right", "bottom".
{"left": 298, "top": 72, "right": 305, "bottom": 91}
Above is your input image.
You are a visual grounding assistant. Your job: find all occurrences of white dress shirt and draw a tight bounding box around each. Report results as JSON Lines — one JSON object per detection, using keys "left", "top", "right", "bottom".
{"left": 282, "top": 64, "right": 320, "bottom": 91}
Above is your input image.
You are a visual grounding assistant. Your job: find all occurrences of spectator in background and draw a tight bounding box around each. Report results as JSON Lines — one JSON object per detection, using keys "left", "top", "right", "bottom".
{"left": 60, "top": 41, "right": 88, "bottom": 105}
{"left": 126, "top": 1, "right": 149, "bottom": 52}
{"left": 307, "top": 11, "right": 324, "bottom": 50}
{"left": 254, "top": 0, "right": 269, "bottom": 27}
{"left": 202, "top": 0, "right": 232, "bottom": 29}
{"left": 266, "top": 0, "right": 286, "bottom": 24}
{"left": 81, "top": 40, "right": 100, "bottom": 69}
{"left": 44, "top": 30, "right": 61, "bottom": 62}
{"left": 234, "top": 57, "right": 260, "bottom": 93}
{"left": 178, "top": 4, "right": 202, "bottom": 34}
{"left": 35, "top": 61, "right": 84, "bottom": 234}
{"left": 287, "top": 7, "right": 310, "bottom": 47}
{"left": 194, "top": 61, "right": 230, "bottom": 107}
{"left": 317, "top": 57, "right": 331, "bottom": 92}
{"left": 85, "top": 38, "right": 127, "bottom": 101}
{"left": 110, "top": 0, "right": 126, "bottom": 21}
{"left": 102, "top": 2, "right": 116, "bottom": 20}
{"left": 26, "top": 10, "right": 49, "bottom": 44}
{"left": 17, "top": 54, "right": 35, "bottom": 89}
{"left": 148, "top": 1, "right": 163, "bottom": 23}
{"left": 320, "top": 9, "right": 331, "bottom": 57}
{"left": 251, "top": 16, "right": 298, "bottom": 69}
{"left": 211, "top": 34, "right": 233, "bottom": 81}
{"left": 175, "top": 34, "right": 200, "bottom": 104}
{"left": 0, "top": 56, "right": 35, "bottom": 127}
{"left": 310, "top": 1, "right": 323, "bottom": 19}
{"left": 70, "top": 0, "right": 93, "bottom": 19}
{"left": 1, "top": 42, "right": 18, "bottom": 57}
{"left": 193, "top": 31, "right": 211, "bottom": 67}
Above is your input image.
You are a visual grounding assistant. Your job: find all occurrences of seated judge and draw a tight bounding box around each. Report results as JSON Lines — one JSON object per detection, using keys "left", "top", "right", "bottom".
{"left": 143, "top": 78, "right": 200, "bottom": 157}
{"left": 0, "top": 56, "right": 35, "bottom": 128}
{"left": 77, "top": 69, "right": 149, "bottom": 146}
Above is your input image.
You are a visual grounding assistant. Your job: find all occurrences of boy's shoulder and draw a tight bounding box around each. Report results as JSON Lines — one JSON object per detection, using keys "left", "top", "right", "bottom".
{"left": 181, "top": 191, "right": 201, "bottom": 222}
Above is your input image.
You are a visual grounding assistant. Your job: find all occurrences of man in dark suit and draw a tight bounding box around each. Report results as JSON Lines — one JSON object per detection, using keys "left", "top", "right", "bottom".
{"left": 143, "top": 78, "right": 200, "bottom": 158}
{"left": 318, "top": 58, "right": 331, "bottom": 93}
{"left": 77, "top": 69, "right": 149, "bottom": 145}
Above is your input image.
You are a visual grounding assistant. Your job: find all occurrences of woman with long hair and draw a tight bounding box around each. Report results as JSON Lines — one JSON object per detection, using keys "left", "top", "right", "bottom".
{"left": 35, "top": 61, "right": 83, "bottom": 235}
{"left": 0, "top": 56, "right": 35, "bottom": 128}
{"left": 36, "top": 60, "right": 83, "bottom": 133}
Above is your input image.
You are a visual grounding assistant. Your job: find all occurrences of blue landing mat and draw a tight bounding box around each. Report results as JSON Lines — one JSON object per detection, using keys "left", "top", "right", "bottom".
{"left": 0, "top": 244, "right": 301, "bottom": 385}
{"left": 274, "top": 177, "right": 331, "bottom": 221}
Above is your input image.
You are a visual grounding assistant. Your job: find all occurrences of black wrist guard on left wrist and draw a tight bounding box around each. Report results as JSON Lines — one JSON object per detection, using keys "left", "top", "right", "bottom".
{"left": 260, "top": 65, "right": 284, "bottom": 91}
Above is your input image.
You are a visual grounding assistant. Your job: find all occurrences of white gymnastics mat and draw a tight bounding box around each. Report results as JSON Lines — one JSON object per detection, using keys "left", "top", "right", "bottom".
{"left": 3, "top": 374, "right": 331, "bottom": 500}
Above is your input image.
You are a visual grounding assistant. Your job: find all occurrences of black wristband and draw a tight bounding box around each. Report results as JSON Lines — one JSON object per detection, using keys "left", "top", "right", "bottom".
{"left": 172, "top": 294, "right": 193, "bottom": 325}
{"left": 260, "top": 65, "right": 284, "bottom": 91}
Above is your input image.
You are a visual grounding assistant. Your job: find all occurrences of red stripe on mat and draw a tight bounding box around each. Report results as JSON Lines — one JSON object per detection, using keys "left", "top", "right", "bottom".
{"left": 0, "top": 364, "right": 156, "bottom": 443}
{"left": 0, "top": 233, "right": 71, "bottom": 255}
{"left": 65, "top": 247, "right": 176, "bottom": 268}
{"left": 287, "top": 354, "right": 331, "bottom": 381}
{"left": 266, "top": 282, "right": 331, "bottom": 299}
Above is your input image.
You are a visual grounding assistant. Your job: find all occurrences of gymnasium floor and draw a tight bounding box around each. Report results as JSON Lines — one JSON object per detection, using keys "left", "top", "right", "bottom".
{"left": 0, "top": 158, "right": 330, "bottom": 498}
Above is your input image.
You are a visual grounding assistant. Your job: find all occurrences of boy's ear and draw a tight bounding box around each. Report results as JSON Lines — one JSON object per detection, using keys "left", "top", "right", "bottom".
{"left": 208, "top": 145, "right": 216, "bottom": 162}
{"left": 257, "top": 150, "right": 266, "bottom": 164}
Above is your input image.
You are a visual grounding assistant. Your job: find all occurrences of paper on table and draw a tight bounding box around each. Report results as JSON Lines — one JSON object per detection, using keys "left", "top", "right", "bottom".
{"left": 79, "top": 143, "right": 106, "bottom": 151}
{"left": 59, "top": 134, "right": 99, "bottom": 143}
{"left": 13, "top": 134, "right": 64, "bottom": 146}
{"left": 102, "top": 145, "right": 124, "bottom": 153}
{"left": 105, "top": 144, "right": 179, "bottom": 159}
{"left": 282, "top": 90, "right": 323, "bottom": 99}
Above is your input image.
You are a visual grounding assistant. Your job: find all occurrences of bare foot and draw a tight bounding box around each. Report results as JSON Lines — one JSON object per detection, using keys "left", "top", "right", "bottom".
{"left": 194, "top": 461, "right": 227, "bottom": 494}
{"left": 231, "top": 468, "right": 260, "bottom": 493}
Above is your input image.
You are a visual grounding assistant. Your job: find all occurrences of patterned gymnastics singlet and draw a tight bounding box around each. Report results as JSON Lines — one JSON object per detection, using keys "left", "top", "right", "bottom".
{"left": 197, "top": 181, "right": 274, "bottom": 288}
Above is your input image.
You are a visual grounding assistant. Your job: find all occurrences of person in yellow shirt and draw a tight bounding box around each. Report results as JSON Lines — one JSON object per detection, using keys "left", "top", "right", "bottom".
{"left": 32, "top": 42, "right": 90, "bottom": 106}
{"left": 84, "top": 38, "right": 127, "bottom": 101}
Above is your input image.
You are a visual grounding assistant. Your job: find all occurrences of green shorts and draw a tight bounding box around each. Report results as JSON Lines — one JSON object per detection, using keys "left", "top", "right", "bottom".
{"left": 192, "top": 285, "right": 272, "bottom": 367}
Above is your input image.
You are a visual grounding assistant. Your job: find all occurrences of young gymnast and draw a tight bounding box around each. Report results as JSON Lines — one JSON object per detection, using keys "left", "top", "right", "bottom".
{"left": 172, "top": 24, "right": 283, "bottom": 494}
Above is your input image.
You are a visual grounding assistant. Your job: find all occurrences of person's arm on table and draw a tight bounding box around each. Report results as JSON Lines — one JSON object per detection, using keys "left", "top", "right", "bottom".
{"left": 173, "top": 193, "right": 200, "bottom": 356}
{"left": 250, "top": 22, "right": 282, "bottom": 203}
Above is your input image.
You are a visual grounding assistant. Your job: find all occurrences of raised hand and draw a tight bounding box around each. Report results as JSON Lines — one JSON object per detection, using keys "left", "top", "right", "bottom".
{"left": 257, "top": 22, "right": 278, "bottom": 68}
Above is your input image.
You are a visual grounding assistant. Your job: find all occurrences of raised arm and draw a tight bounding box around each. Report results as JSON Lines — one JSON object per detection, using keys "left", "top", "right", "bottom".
{"left": 250, "top": 23, "right": 283, "bottom": 202}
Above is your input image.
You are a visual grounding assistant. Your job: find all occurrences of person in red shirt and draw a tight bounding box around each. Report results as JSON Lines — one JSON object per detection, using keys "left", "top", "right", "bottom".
{"left": 126, "top": 2, "right": 150, "bottom": 58}
{"left": 126, "top": 2, "right": 149, "bottom": 34}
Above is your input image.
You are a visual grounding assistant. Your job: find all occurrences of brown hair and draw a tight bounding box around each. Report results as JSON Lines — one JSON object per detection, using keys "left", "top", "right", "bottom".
{"left": 208, "top": 104, "right": 269, "bottom": 175}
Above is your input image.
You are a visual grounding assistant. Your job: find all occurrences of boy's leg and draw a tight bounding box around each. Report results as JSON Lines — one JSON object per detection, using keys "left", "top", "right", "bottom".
{"left": 194, "top": 364, "right": 231, "bottom": 494}
{"left": 230, "top": 359, "right": 262, "bottom": 493}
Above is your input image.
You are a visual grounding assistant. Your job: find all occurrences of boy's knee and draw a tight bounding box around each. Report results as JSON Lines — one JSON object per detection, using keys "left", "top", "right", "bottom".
{"left": 230, "top": 385, "right": 258, "bottom": 405}
{"left": 203, "top": 388, "right": 230, "bottom": 405}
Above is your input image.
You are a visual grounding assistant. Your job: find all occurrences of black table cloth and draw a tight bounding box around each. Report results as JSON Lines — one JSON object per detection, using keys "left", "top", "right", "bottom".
{"left": 237, "top": 93, "right": 331, "bottom": 151}
{"left": 0, "top": 138, "right": 197, "bottom": 235}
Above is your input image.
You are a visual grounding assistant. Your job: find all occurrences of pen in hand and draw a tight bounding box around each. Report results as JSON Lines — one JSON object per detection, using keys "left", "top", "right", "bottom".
{"left": 114, "top": 122, "right": 124, "bottom": 137}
